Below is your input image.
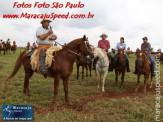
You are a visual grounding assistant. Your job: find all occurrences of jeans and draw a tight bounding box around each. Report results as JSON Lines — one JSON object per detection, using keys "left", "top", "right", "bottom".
{"left": 39, "top": 50, "right": 47, "bottom": 72}
{"left": 135, "top": 55, "right": 155, "bottom": 73}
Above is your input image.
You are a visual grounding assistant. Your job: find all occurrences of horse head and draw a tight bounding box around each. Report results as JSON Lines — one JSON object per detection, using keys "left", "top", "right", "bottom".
{"left": 137, "top": 50, "right": 148, "bottom": 67}
{"left": 115, "top": 48, "right": 125, "bottom": 65}
{"left": 78, "top": 35, "right": 94, "bottom": 61}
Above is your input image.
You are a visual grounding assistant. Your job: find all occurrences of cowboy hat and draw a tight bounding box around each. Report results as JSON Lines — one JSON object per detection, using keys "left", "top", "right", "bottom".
{"left": 40, "top": 18, "right": 52, "bottom": 24}
{"left": 100, "top": 33, "right": 108, "bottom": 38}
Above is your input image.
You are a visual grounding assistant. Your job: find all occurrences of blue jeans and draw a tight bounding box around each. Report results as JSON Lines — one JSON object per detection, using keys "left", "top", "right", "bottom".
{"left": 39, "top": 50, "right": 47, "bottom": 72}
{"left": 135, "top": 55, "right": 155, "bottom": 73}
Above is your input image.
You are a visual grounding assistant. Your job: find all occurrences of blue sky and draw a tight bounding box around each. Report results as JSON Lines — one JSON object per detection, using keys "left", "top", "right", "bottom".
{"left": 0, "top": 0, "right": 163, "bottom": 51}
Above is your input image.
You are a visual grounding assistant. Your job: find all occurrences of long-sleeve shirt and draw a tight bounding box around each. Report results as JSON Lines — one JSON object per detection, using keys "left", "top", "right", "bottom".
{"left": 97, "top": 40, "right": 110, "bottom": 50}
{"left": 141, "top": 42, "right": 151, "bottom": 57}
{"left": 116, "top": 42, "right": 126, "bottom": 54}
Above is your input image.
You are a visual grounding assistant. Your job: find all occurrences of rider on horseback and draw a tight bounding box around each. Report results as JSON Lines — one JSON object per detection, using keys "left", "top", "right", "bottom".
{"left": 93, "top": 33, "right": 111, "bottom": 70}
{"left": 13, "top": 41, "right": 16, "bottom": 46}
{"left": 110, "top": 37, "right": 130, "bottom": 72}
{"left": 0, "top": 40, "right": 3, "bottom": 48}
{"left": 36, "top": 18, "right": 57, "bottom": 78}
{"left": 134, "top": 37, "right": 155, "bottom": 76}
{"left": 7, "top": 38, "right": 10, "bottom": 44}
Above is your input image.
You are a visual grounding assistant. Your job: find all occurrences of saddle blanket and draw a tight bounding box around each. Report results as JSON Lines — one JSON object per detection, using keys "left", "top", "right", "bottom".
{"left": 30, "top": 46, "right": 61, "bottom": 71}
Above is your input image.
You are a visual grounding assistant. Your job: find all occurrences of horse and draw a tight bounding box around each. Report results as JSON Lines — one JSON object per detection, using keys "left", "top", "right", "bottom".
{"left": 92, "top": 47, "right": 109, "bottom": 92}
{"left": 126, "top": 50, "right": 131, "bottom": 57}
{"left": 5, "top": 42, "right": 11, "bottom": 54}
{"left": 0, "top": 42, "right": 6, "bottom": 55}
{"left": 111, "top": 48, "right": 115, "bottom": 55}
{"left": 114, "top": 49, "right": 126, "bottom": 88}
{"left": 76, "top": 53, "right": 92, "bottom": 79}
{"left": 160, "top": 53, "right": 163, "bottom": 64}
{"left": 6, "top": 35, "right": 94, "bottom": 109}
{"left": 11, "top": 45, "right": 17, "bottom": 54}
{"left": 135, "top": 50, "right": 153, "bottom": 92}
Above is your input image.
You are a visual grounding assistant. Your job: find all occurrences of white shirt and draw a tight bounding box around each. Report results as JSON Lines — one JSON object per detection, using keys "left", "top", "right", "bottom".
{"left": 36, "top": 26, "right": 55, "bottom": 45}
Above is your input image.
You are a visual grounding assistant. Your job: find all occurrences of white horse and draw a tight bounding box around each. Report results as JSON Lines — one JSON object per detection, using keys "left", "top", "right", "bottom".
{"left": 92, "top": 47, "right": 109, "bottom": 92}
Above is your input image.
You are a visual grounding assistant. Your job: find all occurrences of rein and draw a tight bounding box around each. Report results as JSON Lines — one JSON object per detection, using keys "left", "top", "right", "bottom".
{"left": 54, "top": 40, "right": 91, "bottom": 58}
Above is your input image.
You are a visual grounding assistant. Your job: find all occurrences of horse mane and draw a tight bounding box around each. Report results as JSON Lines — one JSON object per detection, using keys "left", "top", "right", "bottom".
{"left": 99, "top": 48, "right": 107, "bottom": 56}
{"left": 63, "top": 38, "right": 83, "bottom": 49}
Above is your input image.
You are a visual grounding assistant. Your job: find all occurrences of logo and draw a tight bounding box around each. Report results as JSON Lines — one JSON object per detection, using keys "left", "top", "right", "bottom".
{"left": 2, "top": 105, "right": 33, "bottom": 121}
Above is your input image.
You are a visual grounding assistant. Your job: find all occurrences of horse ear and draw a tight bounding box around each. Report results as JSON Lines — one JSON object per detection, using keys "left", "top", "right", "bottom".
{"left": 83, "top": 35, "right": 86, "bottom": 40}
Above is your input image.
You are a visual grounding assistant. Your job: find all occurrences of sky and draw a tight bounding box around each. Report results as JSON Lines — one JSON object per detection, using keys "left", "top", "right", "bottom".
{"left": 0, "top": 0, "right": 163, "bottom": 51}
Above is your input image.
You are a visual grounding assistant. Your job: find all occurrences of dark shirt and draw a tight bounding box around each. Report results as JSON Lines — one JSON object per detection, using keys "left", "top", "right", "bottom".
{"left": 141, "top": 42, "right": 151, "bottom": 57}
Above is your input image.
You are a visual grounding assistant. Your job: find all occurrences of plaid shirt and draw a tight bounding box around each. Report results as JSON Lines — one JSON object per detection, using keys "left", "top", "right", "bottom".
{"left": 141, "top": 42, "right": 151, "bottom": 57}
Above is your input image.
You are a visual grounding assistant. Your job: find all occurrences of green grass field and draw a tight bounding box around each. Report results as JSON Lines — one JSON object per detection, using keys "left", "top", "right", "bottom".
{"left": 0, "top": 49, "right": 162, "bottom": 122}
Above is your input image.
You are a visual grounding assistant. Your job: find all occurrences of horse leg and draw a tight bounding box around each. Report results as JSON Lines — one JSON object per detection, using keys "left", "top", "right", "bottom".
{"left": 120, "top": 71, "right": 125, "bottom": 88}
{"left": 96, "top": 71, "right": 100, "bottom": 90}
{"left": 144, "top": 74, "right": 148, "bottom": 92}
{"left": 76, "top": 64, "right": 79, "bottom": 80}
{"left": 135, "top": 74, "right": 141, "bottom": 92}
{"left": 115, "top": 71, "right": 118, "bottom": 86}
{"left": 62, "top": 77, "right": 72, "bottom": 105}
{"left": 53, "top": 75, "right": 60, "bottom": 108}
{"left": 86, "top": 65, "right": 88, "bottom": 77}
{"left": 23, "top": 70, "right": 34, "bottom": 96}
{"left": 82, "top": 65, "right": 84, "bottom": 79}
{"left": 89, "top": 63, "right": 92, "bottom": 77}
{"left": 102, "top": 71, "right": 108, "bottom": 92}
{"left": 149, "top": 74, "right": 153, "bottom": 88}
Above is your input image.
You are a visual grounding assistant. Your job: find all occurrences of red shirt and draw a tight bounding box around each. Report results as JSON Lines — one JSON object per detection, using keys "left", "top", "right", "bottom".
{"left": 97, "top": 40, "right": 110, "bottom": 50}
{"left": 27, "top": 42, "right": 30, "bottom": 46}
{"left": 13, "top": 41, "right": 16, "bottom": 45}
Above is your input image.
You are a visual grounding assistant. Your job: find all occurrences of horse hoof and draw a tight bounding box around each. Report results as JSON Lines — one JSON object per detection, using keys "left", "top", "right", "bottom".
{"left": 102, "top": 89, "right": 105, "bottom": 92}
{"left": 66, "top": 100, "right": 72, "bottom": 106}
{"left": 149, "top": 85, "right": 152, "bottom": 89}
{"left": 120, "top": 85, "right": 123, "bottom": 88}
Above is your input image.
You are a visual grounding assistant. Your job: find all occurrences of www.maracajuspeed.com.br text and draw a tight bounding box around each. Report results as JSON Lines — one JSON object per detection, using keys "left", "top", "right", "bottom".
{"left": 3, "top": 12, "right": 94, "bottom": 20}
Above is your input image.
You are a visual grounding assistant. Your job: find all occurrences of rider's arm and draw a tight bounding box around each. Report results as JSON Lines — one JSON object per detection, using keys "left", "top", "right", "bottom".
{"left": 39, "top": 30, "right": 53, "bottom": 40}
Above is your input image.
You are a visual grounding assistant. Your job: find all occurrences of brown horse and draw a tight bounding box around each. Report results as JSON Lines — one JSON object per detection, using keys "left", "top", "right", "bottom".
{"left": 112, "top": 48, "right": 115, "bottom": 55}
{"left": 160, "top": 53, "right": 163, "bottom": 64}
{"left": 0, "top": 42, "right": 6, "bottom": 55}
{"left": 114, "top": 49, "right": 126, "bottom": 87}
{"left": 76, "top": 53, "right": 92, "bottom": 79}
{"left": 135, "top": 50, "right": 153, "bottom": 92}
{"left": 6, "top": 35, "right": 94, "bottom": 108}
{"left": 5, "top": 42, "right": 11, "bottom": 54}
{"left": 11, "top": 45, "right": 17, "bottom": 54}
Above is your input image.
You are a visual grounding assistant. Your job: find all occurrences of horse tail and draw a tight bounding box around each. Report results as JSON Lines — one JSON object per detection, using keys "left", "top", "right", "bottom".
{"left": 6, "top": 50, "right": 26, "bottom": 81}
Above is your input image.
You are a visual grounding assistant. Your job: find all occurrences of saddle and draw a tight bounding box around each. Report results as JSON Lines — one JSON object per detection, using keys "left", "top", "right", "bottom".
{"left": 28, "top": 46, "right": 61, "bottom": 72}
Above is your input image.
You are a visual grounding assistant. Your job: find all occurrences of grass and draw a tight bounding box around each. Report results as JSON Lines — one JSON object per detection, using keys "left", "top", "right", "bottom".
{"left": 0, "top": 49, "right": 162, "bottom": 122}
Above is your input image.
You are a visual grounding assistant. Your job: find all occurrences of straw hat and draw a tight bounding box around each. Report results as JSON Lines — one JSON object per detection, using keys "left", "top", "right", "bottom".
{"left": 40, "top": 18, "right": 52, "bottom": 24}
{"left": 100, "top": 33, "right": 108, "bottom": 38}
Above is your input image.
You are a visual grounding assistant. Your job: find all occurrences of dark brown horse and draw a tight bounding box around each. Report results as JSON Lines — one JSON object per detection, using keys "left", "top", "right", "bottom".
{"left": 135, "top": 50, "right": 153, "bottom": 92}
{"left": 114, "top": 49, "right": 126, "bottom": 87}
{"left": 6, "top": 35, "right": 93, "bottom": 109}
{"left": 11, "top": 45, "right": 17, "bottom": 54}
{"left": 112, "top": 48, "right": 115, "bottom": 55}
{"left": 160, "top": 53, "right": 163, "bottom": 64}
{"left": 5, "top": 42, "right": 11, "bottom": 54}
{"left": 76, "top": 53, "right": 92, "bottom": 79}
